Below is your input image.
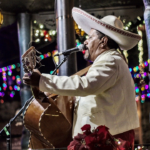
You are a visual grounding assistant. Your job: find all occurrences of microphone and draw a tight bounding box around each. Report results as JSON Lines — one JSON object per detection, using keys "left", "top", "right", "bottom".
{"left": 54, "top": 44, "right": 87, "bottom": 56}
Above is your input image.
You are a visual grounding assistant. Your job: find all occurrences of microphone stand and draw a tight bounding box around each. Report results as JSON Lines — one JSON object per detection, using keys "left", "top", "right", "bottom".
{"left": 0, "top": 95, "right": 33, "bottom": 150}
{"left": 0, "top": 55, "right": 69, "bottom": 150}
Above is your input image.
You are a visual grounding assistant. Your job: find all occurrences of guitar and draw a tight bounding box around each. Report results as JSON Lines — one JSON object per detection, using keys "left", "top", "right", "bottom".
{"left": 22, "top": 46, "right": 74, "bottom": 149}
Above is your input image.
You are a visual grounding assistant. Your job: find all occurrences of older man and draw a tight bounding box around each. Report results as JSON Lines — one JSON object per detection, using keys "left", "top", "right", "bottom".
{"left": 23, "top": 7, "right": 141, "bottom": 149}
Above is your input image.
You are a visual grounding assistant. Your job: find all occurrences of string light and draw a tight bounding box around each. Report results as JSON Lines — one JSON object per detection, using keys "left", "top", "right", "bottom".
{"left": 125, "top": 26, "right": 128, "bottom": 30}
{"left": 12, "top": 76, "right": 15, "bottom": 80}
{"left": 9, "top": 86, "right": 13, "bottom": 91}
{"left": 40, "top": 52, "right": 51, "bottom": 60}
{"left": 76, "top": 39, "right": 81, "bottom": 47}
{"left": 50, "top": 71, "right": 53, "bottom": 74}
{"left": 137, "top": 16, "right": 141, "bottom": 21}
{"left": 52, "top": 30, "right": 56, "bottom": 35}
{"left": 8, "top": 70, "right": 12, "bottom": 76}
{"left": 44, "top": 38, "right": 48, "bottom": 42}
{"left": 35, "top": 39, "right": 40, "bottom": 42}
{"left": 52, "top": 50, "right": 59, "bottom": 65}
{"left": 35, "top": 33, "right": 38, "bottom": 36}
{"left": 16, "top": 78, "right": 21, "bottom": 85}
{"left": 39, "top": 24, "right": 44, "bottom": 29}
{"left": 129, "top": 59, "right": 150, "bottom": 74}
{"left": 137, "top": 28, "right": 143, "bottom": 65}
{"left": 10, "top": 91, "right": 15, "bottom": 98}
{"left": 0, "top": 92, "right": 5, "bottom": 97}
{"left": 78, "top": 25, "right": 81, "bottom": 29}
{"left": 0, "top": 99, "right": 4, "bottom": 103}
{"left": 36, "top": 30, "right": 39, "bottom": 33}
{"left": 14, "top": 85, "right": 20, "bottom": 91}
{"left": 0, "top": 10, "right": 3, "bottom": 27}
{"left": 118, "top": 141, "right": 121, "bottom": 145}
{"left": 40, "top": 32, "right": 44, "bottom": 36}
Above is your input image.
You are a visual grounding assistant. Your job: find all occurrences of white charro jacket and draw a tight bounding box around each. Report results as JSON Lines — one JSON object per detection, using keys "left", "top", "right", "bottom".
{"left": 39, "top": 49, "right": 139, "bottom": 137}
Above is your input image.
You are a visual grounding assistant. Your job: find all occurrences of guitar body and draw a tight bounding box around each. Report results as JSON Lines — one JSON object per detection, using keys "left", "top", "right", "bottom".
{"left": 24, "top": 94, "right": 75, "bottom": 149}
{"left": 22, "top": 46, "right": 90, "bottom": 149}
{"left": 22, "top": 46, "right": 75, "bottom": 148}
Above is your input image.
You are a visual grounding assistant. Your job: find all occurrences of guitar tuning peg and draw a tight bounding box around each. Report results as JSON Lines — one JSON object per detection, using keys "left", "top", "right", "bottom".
{"left": 36, "top": 60, "right": 41, "bottom": 64}
{"left": 35, "top": 49, "right": 42, "bottom": 54}
{"left": 24, "top": 68, "right": 29, "bottom": 73}
{"left": 36, "top": 56, "right": 42, "bottom": 61}
{"left": 38, "top": 62, "right": 45, "bottom": 69}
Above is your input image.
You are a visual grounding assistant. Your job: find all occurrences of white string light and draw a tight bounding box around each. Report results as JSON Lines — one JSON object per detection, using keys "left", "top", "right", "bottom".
{"left": 137, "top": 28, "right": 143, "bottom": 65}
{"left": 35, "top": 39, "right": 40, "bottom": 42}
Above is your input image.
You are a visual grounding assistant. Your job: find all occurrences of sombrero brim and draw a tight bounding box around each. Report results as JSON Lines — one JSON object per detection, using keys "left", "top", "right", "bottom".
{"left": 72, "top": 7, "right": 141, "bottom": 50}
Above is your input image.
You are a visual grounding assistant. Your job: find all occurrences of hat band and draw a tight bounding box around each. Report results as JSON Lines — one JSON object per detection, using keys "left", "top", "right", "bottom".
{"left": 73, "top": 8, "right": 141, "bottom": 40}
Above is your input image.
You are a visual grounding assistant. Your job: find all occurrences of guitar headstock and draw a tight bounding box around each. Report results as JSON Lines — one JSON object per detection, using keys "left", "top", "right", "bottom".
{"left": 22, "top": 46, "right": 42, "bottom": 73}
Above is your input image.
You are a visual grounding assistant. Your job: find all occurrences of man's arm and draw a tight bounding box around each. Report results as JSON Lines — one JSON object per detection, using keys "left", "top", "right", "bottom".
{"left": 39, "top": 55, "right": 118, "bottom": 96}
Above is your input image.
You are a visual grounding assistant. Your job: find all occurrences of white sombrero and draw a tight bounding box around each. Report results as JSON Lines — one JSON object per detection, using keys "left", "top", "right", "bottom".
{"left": 72, "top": 7, "right": 141, "bottom": 50}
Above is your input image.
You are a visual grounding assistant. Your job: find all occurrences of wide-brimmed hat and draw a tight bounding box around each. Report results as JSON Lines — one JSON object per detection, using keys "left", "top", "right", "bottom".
{"left": 72, "top": 7, "right": 141, "bottom": 50}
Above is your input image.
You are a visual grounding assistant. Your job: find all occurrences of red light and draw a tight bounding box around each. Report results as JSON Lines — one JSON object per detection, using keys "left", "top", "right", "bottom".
{"left": 9, "top": 86, "right": 13, "bottom": 91}
{"left": 3, "top": 87, "right": 6, "bottom": 91}
{"left": 1, "top": 99, "right": 4, "bottom": 103}
{"left": 12, "top": 76, "right": 15, "bottom": 80}
{"left": 43, "top": 30, "right": 48, "bottom": 36}
{"left": 82, "top": 50, "right": 86, "bottom": 54}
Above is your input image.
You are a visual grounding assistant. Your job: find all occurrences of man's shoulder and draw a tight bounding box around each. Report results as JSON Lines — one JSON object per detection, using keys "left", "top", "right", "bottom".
{"left": 95, "top": 50, "right": 123, "bottom": 63}
{"left": 94, "top": 50, "right": 116, "bottom": 63}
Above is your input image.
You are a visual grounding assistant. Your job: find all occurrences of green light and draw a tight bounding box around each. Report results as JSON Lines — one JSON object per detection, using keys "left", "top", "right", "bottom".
{"left": 141, "top": 100, "right": 145, "bottom": 103}
{"left": 4, "top": 127, "right": 10, "bottom": 136}
{"left": 0, "top": 87, "right": 1, "bottom": 91}
{"left": 77, "top": 42, "right": 81, "bottom": 47}
{"left": 135, "top": 88, "right": 139, "bottom": 93}
{"left": 7, "top": 66, "right": 10, "bottom": 70}
{"left": 135, "top": 66, "right": 139, "bottom": 71}
{"left": 12, "top": 91, "right": 15, "bottom": 95}
{"left": 16, "top": 75, "right": 20, "bottom": 79}
{"left": 13, "top": 64, "right": 16, "bottom": 69}
{"left": 17, "top": 63, "right": 20, "bottom": 67}
{"left": 17, "top": 87, "right": 20, "bottom": 91}
{"left": 129, "top": 22, "right": 132, "bottom": 25}
{"left": 50, "top": 71, "right": 53, "bottom": 74}
{"left": 40, "top": 55, "right": 44, "bottom": 60}
{"left": 8, "top": 72, "right": 11, "bottom": 76}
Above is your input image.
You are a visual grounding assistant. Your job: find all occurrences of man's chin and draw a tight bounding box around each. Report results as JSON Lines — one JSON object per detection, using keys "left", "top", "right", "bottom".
{"left": 84, "top": 55, "right": 91, "bottom": 62}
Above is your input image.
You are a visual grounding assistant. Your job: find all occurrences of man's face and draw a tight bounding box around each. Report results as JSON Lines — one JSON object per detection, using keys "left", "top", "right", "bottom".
{"left": 84, "top": 29, "right": 101, "bottom": 62}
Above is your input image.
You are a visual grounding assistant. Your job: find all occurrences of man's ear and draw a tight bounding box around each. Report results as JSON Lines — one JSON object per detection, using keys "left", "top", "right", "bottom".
{"left": 102, "top": 36, "right": 108, "bottom": 47}
{"left": 99, "top": 36, "right": 108, "bottom": 48}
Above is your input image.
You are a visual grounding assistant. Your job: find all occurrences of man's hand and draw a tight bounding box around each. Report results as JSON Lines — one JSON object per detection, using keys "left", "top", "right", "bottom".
{"left": 23, "top": 69, "right": 41, "bottom": 88}
{"left": 32, "top": 87, "right": 46, "bottom": 100}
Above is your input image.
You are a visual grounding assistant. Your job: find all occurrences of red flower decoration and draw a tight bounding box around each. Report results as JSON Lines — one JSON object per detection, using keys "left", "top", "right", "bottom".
{"left": 68, "top": 124, "right": 130, "bottom": 150}
{"left": 68, "top": 134, "right": 90, "bottom": 150}
{"left": 81, "top": 124, "right": 91, "bottom": 135}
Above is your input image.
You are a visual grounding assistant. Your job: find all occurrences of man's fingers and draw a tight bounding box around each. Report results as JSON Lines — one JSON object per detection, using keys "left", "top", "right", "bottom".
{"left": 23, "top": 80, "right": 30, "bottom": 85}
{"left": 23, "top": 76, "right": 30, "bottom": 80}
{"left": 24, "top": 73, "right": 30, "bottom": 77}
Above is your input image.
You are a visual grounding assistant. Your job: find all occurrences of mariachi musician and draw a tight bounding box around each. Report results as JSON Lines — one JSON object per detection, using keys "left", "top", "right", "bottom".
{"left": 23, "top": 7, "right": 141, "bottom": 149}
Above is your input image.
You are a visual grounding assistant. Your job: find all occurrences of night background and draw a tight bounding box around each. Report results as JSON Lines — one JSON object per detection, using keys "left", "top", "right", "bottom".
{"left": 0, "top": 0, "right": 149, "bottom": 149}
